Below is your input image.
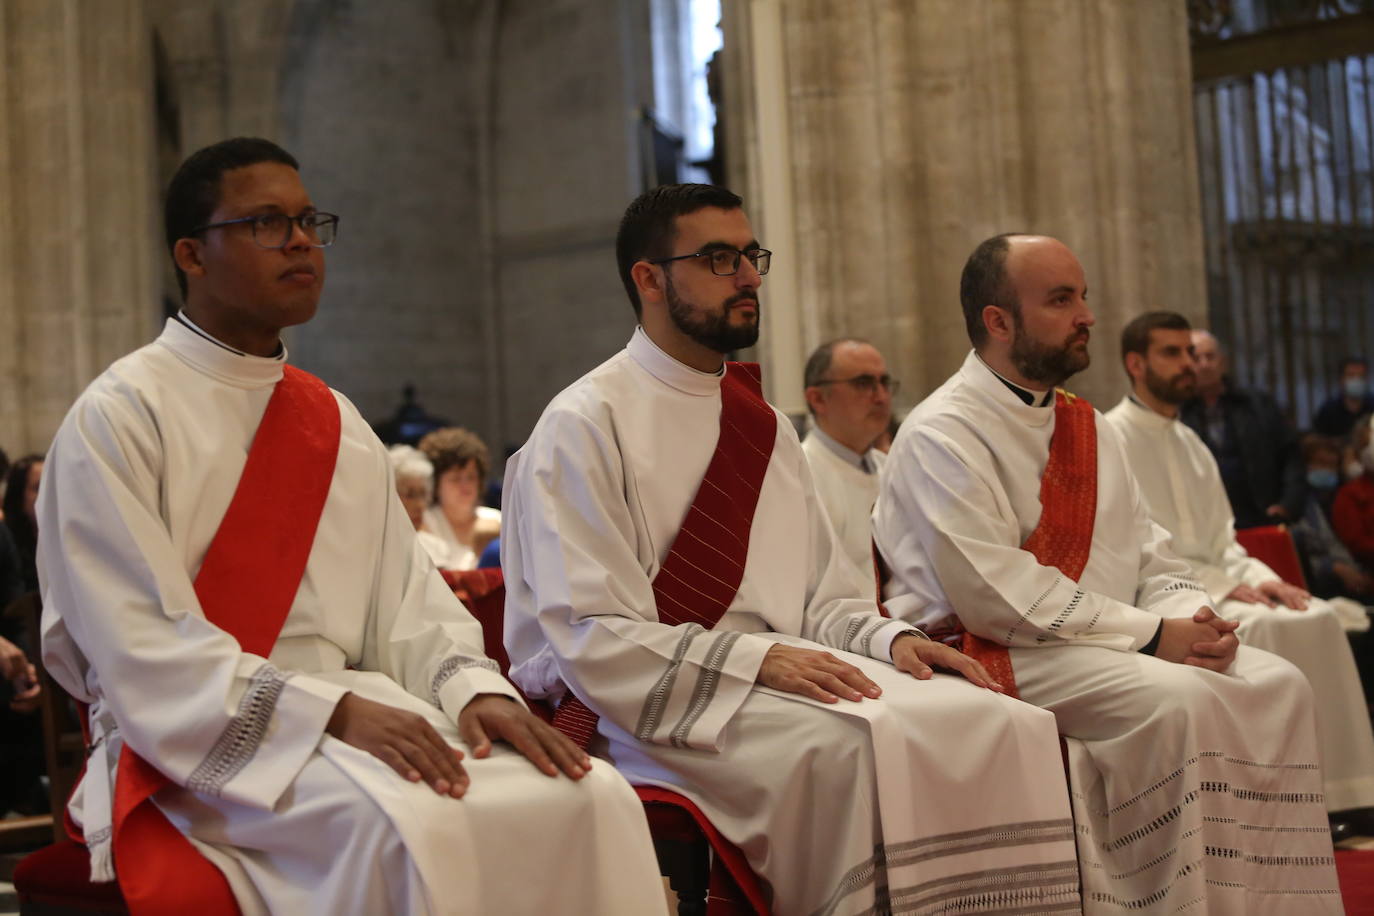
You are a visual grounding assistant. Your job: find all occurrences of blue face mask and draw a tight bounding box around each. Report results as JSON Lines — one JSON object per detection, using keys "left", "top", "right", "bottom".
{"left": 1308, "top": 468, "right": 1340, "bottom": 490}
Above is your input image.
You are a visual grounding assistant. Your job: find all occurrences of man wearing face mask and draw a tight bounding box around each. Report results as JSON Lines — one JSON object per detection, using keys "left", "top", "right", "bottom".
{"left": 1315, "top": 358, "right": 1374, "bottom": 441}
{"left": 1334, "top": 416, "right": 1374, "bottom": 571}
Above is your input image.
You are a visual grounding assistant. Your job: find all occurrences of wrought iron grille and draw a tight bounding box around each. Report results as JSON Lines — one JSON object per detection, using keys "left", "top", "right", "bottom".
{"left": 1194, "top": 55, "right": 1374, "bottom": 427}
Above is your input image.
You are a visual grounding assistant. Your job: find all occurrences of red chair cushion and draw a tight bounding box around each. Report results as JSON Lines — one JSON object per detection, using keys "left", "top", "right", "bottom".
{"left": 1235, "top": 525, "right": 1308, "bottom": 589}
{"left": 13, "top": 839, "right": 128, "bottom": 912}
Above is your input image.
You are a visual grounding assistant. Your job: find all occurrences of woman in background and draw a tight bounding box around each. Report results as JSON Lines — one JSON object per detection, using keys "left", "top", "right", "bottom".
{"left": 417, "top": 428, "right": 500, "bottom": 570}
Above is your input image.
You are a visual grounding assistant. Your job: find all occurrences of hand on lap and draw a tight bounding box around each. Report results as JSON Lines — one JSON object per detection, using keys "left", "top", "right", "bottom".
{"left": 1258, "top": 579, "right": 1309, "bottom": 610}
{"left": 892, "top": 634, "right": 1003, "bottom": 692}
{"left": 458, "top": 694, "right": 591, "bottom": 780}
{"left": 327, "top": 692, "right": 469, "bottom": 797}
{"left": 1157, "top": 606, "right": 1240, "bottom": 672}
{"left": 757, "top": 644, "right": 882, "bottom": 703}
{"left": 1225, "top": 583, "right": 1274, "bottom": 607}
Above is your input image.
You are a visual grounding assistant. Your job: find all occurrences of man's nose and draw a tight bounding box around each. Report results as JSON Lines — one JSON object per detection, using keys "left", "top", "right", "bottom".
{"left": 735, "top": 257, "right": 762, "bottom": 289}
{"left": 284, "top": 219, "right": 313, "bottom": 251}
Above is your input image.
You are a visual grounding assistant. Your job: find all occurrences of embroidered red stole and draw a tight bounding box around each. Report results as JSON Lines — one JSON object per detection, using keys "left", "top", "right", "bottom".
{"left": 963, "top": 391, "right": 1098, "bottom": 698}
{"left": 107, "top": 365, "right": 341, "bottom": 915}
{"left": 552, "top": 362, "right": 777, "bottom": 748}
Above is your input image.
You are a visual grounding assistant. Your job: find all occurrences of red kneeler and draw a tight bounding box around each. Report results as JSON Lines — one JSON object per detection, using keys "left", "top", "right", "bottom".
{"left": 444, "top": 568, "right": 769, "bottom": 915}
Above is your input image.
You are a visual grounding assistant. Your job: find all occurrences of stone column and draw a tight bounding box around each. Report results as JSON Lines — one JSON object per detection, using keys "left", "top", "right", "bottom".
{"left": 0, "top": 0, "right": 159, "bottom": 456}
{"left": 727, "top": 0, "right": 1207, "bottom": 413}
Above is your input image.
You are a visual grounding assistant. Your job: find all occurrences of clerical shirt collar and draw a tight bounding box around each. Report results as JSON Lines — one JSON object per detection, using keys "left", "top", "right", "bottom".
{"left": 156, "top": 313, "right": 287, "bottom": 390}
{"left": 173, "top": 311, "right": 286, "bottom": 359}
{"left": 809, "top": 424, "right": 874, "bottom": 473}
{"left": 1123, "top": 393, "right": 1176, "bottom": 428}
{"left": 626, "top": 326, "right": 726, "bottom": 397}
{"left": 975, "top": 354, "right": 1054, "bottom": 407}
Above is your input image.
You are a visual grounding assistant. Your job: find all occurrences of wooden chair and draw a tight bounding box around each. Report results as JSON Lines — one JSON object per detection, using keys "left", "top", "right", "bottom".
{"left": 7, "top": 592, "right": 130, "bottom": 915}
{"left": 444, "top": 568, "right": 769, "bottom": 915}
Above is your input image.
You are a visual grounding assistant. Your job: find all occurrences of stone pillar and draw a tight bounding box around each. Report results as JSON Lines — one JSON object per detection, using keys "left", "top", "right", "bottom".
{"left": 0, "top": 0, "right": 159, "bottom": 456}
{"left": 727, "top": 0, "right": 1207, "bottom": 413}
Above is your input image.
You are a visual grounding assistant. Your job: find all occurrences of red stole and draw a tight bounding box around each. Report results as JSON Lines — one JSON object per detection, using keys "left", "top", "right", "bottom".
{"left": 960, "top": 390, "right": 1098, "bottom": 698}
{"left": 105, "top": 365, "right": 341, "bottom": 915}
{"left": 552, "top": 362, "right": 777, "bottom": 747}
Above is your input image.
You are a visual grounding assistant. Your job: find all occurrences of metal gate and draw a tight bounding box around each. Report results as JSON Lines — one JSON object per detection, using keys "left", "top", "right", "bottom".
{"left": 1192, "top": 0, "right": 1374, "bottom": 427}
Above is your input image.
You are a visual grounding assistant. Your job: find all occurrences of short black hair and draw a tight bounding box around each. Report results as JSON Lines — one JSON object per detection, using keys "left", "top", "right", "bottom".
{"left": 164, "top": 137, "right": 300, "bottom": 300}
{"left": 1339, "top": 356, "right": 1369, "bottom": 376}
{"left": 958, "top": 233, "right": 1028, "bottom": 347}
{"left": 802, "top": 338, "right": 870, "bottom": 417}
{"left": 615, "top": 183, "right": 744, "bottom": 317}
{"left": 1120, "top": 310, "right": 1193, "bottom": 374}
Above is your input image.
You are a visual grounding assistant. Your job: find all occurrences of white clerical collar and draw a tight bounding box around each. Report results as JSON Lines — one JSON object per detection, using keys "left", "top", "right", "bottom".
{"left": 962, "top": 351, "right": 1056, "bottom": 426}
{"left": 626, "top": 326, "right": 726, "bottom": 397}
{"left": 809, "top": 424, "right": 873, "bottom": 472}
{"left": 156, "top": 313, "right": 287, "bottom": 390}
{"left": 1120, "top": 393, "right": 1176, "bottom": 429}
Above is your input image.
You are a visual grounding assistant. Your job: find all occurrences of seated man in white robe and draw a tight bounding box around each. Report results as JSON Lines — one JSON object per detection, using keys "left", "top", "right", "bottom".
{"left": 800, "top": 338, "right": 894, "bottom": 573}
{"left": 1105, "top": 310, "right": 1374, "bottom": 835}
{"left": 502, "top": 185, "right": 1081, "bottom": 916}
{"left": 38, "top": 137, "right": 665, "bottom": 916}
{"left": 873, "top": 233, "right": 1341, "bottom": 913}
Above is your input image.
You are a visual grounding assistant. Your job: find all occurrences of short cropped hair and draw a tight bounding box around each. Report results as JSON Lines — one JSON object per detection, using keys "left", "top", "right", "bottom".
{"left": 958, "top": 233, "right": 1028, "bottom": 347}
{"left": 1120, "top": 311, "right": 1193, "bottom": 373}
{"left": 417, "top": 427, "right": 491, "bottom": 500}
{"left": 165, "top": 137, "right": 300, "bottom": 299}
{"left": 802, "top": 338, "right": 870, "bottom": 417}
{"left": 388, "top": 444, "right": 435, "bottom": 487}
{"left": 615, "top": 183, "right": 744, "bottom": 317}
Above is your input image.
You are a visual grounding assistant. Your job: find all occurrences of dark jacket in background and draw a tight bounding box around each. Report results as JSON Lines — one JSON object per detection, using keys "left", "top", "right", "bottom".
{"left": 1313, "top": 393, "right": 1374, "bottom": 441}
{"left": 1180, "top": 384, "right": 1307, "bottom": 529}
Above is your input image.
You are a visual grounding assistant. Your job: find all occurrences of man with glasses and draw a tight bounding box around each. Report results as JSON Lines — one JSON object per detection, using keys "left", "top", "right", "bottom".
{"left": 503, "top": 184, "right": 1080, "bottom": 915}
{"left": 801, "top": 338, "right": 898, "bottom": 573}
{"left": 37, "top": 138, "right": 664, "bottom": 914}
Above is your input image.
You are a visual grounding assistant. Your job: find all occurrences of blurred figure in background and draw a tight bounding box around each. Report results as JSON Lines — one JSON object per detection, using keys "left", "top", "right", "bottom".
{"left": 3, "top": 454, "right": 44, "bottom": 592}
{"left": 418, "top": 427, "right": 500, "bottom": 570}
{"left": 1334, "top": 416, "right": 1374, "bottom": 571}
{"left": 1181, "top": 331, "right": 1306, "bottom": 529}
{"left": 387, "top": 444, "right": 456, "bottom": 570}
{"left": 1315, "top": 358, "right": 1374, "bottom": 441}
{"left": 1296, "top": 434, "right": 1374, "bottom": 602}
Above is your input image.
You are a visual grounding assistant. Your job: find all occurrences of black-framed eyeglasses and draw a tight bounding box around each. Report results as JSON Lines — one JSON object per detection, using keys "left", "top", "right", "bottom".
{"left": 815, "top": 374, "right": 900, "bottom": 397}
{"left": 191, "top": 212, "right": 339, "bottom": 249}
{"left": 649, "top": 247, "right": 772, "bottom": 277}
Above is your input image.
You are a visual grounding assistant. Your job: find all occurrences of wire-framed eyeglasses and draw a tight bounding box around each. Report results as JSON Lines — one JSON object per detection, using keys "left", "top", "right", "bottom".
{"left": 649, "top": 247, "right": 772, "bottom": 277}
{"left": 814, "top": 374, "right": 901, "bottom": 397}
{"left": 192, "top": 212, "right": 340, "bottom": 249}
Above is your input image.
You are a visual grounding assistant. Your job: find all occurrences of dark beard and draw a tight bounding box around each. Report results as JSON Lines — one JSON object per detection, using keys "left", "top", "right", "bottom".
{"left": 1009, "top": 319, "right": 1090, "bottom": 388}
{"left": 665, "top": 275, "right": 760, "bottom": 354}
{"left": 1144, "top": 364, "right": 1195, "bottom": 405}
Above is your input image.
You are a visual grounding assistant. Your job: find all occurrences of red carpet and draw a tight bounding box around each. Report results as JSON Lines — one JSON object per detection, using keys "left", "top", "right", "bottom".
{"left": 1338, "top": 849, "right": 1374, "bottom": 914}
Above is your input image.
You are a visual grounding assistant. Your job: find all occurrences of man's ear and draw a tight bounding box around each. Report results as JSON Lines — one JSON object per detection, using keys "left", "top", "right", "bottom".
{"left": 982, "top": 304, "right": 1013, "bottom": 344}
{"left": 173, "top": 238, "right": 206, "bottom": 281}
{"left": 1124, "top": 351, "right": 1145, "bottom": 384}
{"left": 804, "top": 385, "right": 827, "bottom": 417}
{"left": 630, "top": 261, "right": 665, "bottom": 308}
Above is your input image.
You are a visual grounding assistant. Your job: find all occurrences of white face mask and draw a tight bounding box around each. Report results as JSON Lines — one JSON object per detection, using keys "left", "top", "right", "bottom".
{"left": 1345, "top": 376, "right": 1369, "bottom": 400}
{"left": 1347, "top": 460, "right": 1367, "bottom": 481}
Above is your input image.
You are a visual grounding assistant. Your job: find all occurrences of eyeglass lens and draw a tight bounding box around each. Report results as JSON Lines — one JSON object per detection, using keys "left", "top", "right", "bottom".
{"left": 253, "top": 213, "right": 337, "bottom": 249}
{"left": 708, "top": 249, "right": 771, "bottom": 277}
